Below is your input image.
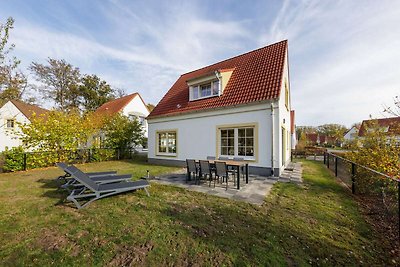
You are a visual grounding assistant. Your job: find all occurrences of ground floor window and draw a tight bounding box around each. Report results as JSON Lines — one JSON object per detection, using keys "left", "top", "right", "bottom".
{"left": 219, "top": 126, "right": 255, "bottom": 159}
{"left": 157, "top": 131, "right": 177, "bottom": 155}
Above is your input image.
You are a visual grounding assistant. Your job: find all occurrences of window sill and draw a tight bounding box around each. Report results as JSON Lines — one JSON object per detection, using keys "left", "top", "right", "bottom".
{"left": 156, "top": 153, "right": 177, "bottom": 157}
{"left": 190, "top": 94, "right": 219, "bottom": 102}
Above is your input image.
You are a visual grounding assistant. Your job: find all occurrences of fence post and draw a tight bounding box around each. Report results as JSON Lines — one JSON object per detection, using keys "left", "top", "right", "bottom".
{"left": 88, "top": 149, "right": 91, "bottom": 163}
{"left": 351, "top": 163, "right": 356, "bottom": 194}
{"left": 335, "top": 156, "right": 338, "bottom": 177}
{"left": 323, "top": 152, "right": 326, "bottom": 164}
{"left": 117, "top": 148, "right": 120, "bottom": 160}
{"left": 23, "top": 153, "right": 27, "bottom": 171}
{"left": 327, "top": 153, "right": 330, "bottom": 168}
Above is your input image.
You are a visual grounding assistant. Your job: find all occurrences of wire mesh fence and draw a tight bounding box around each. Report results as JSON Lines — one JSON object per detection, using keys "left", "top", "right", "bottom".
{"left": 324, "top": 152, "right": 399, "bottom": 242}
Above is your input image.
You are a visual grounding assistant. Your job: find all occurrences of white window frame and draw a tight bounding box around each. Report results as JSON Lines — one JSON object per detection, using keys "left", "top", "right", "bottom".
{"left": 156, "top": 130, "right": 177, "bottom": 156}
{"left": 189, "top": 80, "right": 220, "bottom": 101}
{"left": 219, "top": 126, "right": 255, "bottom": 160}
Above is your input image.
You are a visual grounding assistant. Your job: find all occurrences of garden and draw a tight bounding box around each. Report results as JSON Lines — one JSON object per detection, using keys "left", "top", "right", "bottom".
{"left": 0, "top": 158, "right": 395, "bottom": 266}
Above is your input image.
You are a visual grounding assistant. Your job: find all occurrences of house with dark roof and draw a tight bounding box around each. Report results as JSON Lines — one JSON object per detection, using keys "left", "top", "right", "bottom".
{"left": 95, "top": 93, "right": 150, "bottom": 138}
{"left": 358, "top": 117, "right": 400, "bottom": 139}
{"left": 147, "top": 40, "right": 293, "bottom": 176}
{"left": 0, "top": 100, "right": 48, "bottom": 151}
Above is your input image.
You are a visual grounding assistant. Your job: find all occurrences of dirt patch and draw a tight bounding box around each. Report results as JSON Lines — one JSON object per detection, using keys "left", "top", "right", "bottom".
{"left": 108, "top": 242, "right": 154, "bottom": 266}
{"left": 36, "top": 229, "right": 80, "bottom": 256}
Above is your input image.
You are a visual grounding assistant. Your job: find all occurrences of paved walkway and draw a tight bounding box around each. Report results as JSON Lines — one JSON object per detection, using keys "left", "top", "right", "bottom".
{"left": 149, "top": 162, "right": 303, "bottom": 206}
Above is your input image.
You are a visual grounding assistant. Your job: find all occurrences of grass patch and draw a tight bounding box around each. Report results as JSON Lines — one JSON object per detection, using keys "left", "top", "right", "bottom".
{"left": 0, "top": 159, "right": 391, "bottom": 265}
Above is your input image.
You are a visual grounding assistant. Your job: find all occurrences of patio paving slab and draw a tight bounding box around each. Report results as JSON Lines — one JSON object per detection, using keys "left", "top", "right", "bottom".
{"left": 148, "top": 162, "right": 302, "bottom": 205}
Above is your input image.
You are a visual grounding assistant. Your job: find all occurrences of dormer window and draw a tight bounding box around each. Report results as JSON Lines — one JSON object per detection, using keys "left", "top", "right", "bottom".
{"left": 190, "top": 80, "right": 220, "bottom": 101}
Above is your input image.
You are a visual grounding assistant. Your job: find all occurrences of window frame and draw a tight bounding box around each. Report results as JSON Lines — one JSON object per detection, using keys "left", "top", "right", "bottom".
{"left": 6, "top": 119, "right": 15, "bottom": 129}
{"left": 189, "top": 79, "right": 220, "bottom": 101}
{"left": 217, "top": 124, "right": 257, "bottom": 161}
{"left": 156, "top": 130, "right": 177, "bottom": 157}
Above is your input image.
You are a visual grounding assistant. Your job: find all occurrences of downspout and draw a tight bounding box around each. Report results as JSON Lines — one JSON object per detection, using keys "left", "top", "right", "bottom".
{"left": 270, "top": 102, "right": 274, "bottom": 176}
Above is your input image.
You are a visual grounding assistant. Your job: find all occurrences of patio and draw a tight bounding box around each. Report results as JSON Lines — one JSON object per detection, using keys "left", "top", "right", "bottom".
{"left": 150, "top": 162, "right": 303, "bottom": 205}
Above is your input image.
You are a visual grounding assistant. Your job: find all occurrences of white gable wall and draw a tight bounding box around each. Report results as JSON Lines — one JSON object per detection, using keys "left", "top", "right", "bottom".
{"left": 121, "top": 95, "right": 150, "bottom": 137}
{"left": 277, "top": 50, "right": 292, "bottom": 172}
{"left": 0, "top": 101, "right": 30, "bottom": 152}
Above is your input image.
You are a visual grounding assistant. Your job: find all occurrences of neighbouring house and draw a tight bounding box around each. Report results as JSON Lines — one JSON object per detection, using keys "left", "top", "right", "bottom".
{"left": 358, "top": 117, "right": 400, "bottom": 141}
{"left": 306, "top": 133, "right": 318, "bottom": 146}
{"left": 343, "top": 125, "right": 359, "bottom": 143}
{"left": 0, "top": 100, "right": 48, "bottom": 152}
{"left": 291, "top": 110, "right": 297, "bottom": 149}
{"left": 94, "top": 93, "right": 150, "bottom": 147}
{"left": 147, "top": 40, "right": 293, "bottom": 176}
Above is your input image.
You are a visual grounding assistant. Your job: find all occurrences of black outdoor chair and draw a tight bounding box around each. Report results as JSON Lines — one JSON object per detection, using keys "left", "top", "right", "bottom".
{"left": 215, "top": 161, "right": 234, "bottom": 190}
{"left": 199, "top": 160, "right": 213, "bottom": 186}
{"left": 186, "top": 159, "right": 198, "bottom": 184}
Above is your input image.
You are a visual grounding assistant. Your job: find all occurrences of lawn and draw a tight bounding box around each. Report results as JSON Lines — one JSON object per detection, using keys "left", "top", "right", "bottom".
{"left": 0, "top": 158, "right": 392, "bottom": 266}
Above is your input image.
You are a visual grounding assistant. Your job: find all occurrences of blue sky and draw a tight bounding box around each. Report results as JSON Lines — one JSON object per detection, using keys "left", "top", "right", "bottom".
{"left": 1, "top": 0, "right": 400, "bottom": 127}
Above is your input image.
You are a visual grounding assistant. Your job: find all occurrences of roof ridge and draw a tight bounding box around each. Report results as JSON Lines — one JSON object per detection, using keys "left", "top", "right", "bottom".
{"left": 181, "top": 40, "right": 287, "bottom": 76}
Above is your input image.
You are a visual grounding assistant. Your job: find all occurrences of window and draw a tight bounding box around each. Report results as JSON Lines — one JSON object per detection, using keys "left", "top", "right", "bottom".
{"left": 6, "top": 119, "right": 15, "bottom": 128}
{"left": 190, "top": 80, "right": 220, "bottom": 101}
{"left": 138, "top": 116, "right": 146, "bottom": 126}
{"left": 157, "top": 131, "right": 177, "bottom": 155}
{"left": 219, "top": 126, "right": 255, "bottom": 159}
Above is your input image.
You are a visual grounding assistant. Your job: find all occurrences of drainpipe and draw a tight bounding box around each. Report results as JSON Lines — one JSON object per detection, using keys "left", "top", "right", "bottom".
{"left": 270, "top": 102, "right": 274, "bottom": 176}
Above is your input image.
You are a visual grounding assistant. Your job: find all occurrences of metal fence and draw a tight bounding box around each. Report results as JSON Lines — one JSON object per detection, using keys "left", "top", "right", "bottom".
{"left": 1, "top": 148, "right": 143, "bottom": 172}
{"left": 324, "top": 152, "right": 399, "bottom": 241}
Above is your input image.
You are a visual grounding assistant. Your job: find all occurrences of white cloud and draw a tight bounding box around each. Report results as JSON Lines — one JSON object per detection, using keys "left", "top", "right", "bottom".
{"left": 261, "top": 0, "right": 400, "bottom": 127}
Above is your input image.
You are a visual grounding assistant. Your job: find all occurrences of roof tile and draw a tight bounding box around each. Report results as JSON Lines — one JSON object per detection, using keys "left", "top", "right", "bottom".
{"left": 148, "top": 40, "right": 288, "bottom": 118}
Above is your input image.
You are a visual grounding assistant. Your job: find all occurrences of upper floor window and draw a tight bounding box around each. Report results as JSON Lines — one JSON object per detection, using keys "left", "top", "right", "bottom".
{"left": 6, "top": 119, "right": 15, "bottom": 128}
{"left": 190, "top": 80, "right": 220, "bottom": 101}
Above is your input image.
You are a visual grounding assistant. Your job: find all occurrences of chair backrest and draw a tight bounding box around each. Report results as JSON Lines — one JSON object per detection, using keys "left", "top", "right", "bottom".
{"left": 56, "top": 162, "right": 69, "bottom": 170}
{"left": 199, "top": 160, "right": 211, "bottom": 174}
{"left": 65, "top": 166, "right": 99, "bottom": 191}
{"left": 206, "top": 156, "right": 216, "bottom": 160}
{"left": 186, "top": 159, "right": 197, "bottom": 172}
{"left": 218, "top": 156, "right": 229, "bottom": 160}
{"left": 233, "top": 157, "right": 244, "bottom": 161}
{"left": 215, "top": 161, "right": 227, "bottom": 177}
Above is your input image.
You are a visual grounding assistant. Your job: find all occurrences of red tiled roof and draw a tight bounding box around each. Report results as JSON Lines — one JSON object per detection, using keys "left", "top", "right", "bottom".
{"left": 10, "top": 100, "right": 48, "bottom": 120}
{"left": 359, "top": 117, "right": 400, "bottom": 136}
{"left": 95, "top": 93, "right": 139, "bottom": 116}
{"left": 290, "top": 110, "right": 295, "bottom": 134}
{"left": 148, "top": 40, "right": 288, "bottom": 118}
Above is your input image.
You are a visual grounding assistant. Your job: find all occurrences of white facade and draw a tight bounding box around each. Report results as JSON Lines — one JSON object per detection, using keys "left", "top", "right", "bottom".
{"left": 0, "top": 101, "right": 30, "bottom": 152}
{"left": 121, "top": 94, "right": 150, "bottom": 138}
{"left": 148, "top": 52, "right": 292, "bottom": 176}
{"left": 344, "top": 126, "right": 359, "bottom": 141}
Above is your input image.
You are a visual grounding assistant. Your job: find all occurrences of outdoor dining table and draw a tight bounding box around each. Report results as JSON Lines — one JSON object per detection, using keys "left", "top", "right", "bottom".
{"left": 203, "top": 159, "right": 249, "bottom": 190}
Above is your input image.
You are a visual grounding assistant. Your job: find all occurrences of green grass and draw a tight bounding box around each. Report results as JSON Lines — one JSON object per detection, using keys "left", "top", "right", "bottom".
{"left": 0, "top": 159, "right": 391, "bottom": 266}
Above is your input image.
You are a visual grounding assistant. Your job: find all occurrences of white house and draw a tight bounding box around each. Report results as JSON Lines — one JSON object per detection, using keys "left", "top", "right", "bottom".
{"left": 147, "top": 40, "right": 293, "bottom": 176}
{"left": 95, "top": 93, "right": 150, "bottom": 138}
{"left": 343, "top": 125, "right": 359, "bottom": 142}
{"left": 0, "top": 100, "right": 48, "bottom": 152}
